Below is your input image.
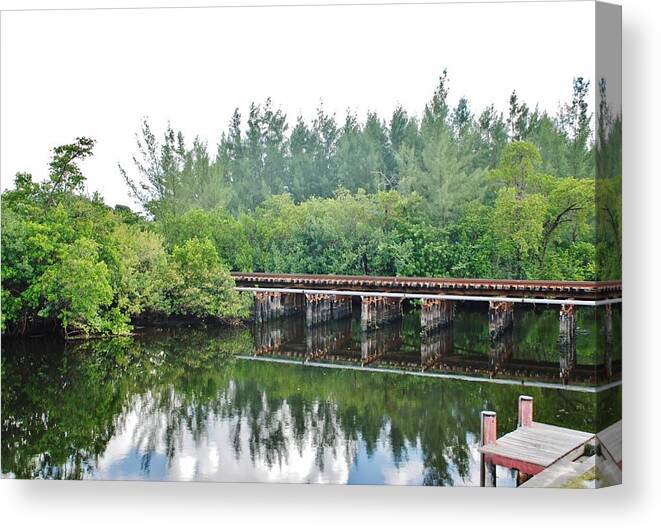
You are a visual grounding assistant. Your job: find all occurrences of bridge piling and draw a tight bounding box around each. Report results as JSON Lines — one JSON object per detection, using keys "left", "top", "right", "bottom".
{"left": 331, "top": 295, "right": 353, "bottom": 319}
{"left": 254, "top": 291, "right": 304, "bottom": 323}
{"left": 488, "top": 301, "right": 514, "bottom": 339}
{"left": 421, "top": 299, "right": 454, "bottom": 334}
{"left": 360, "top": 296, "right": 402, "bottom": 331}
{"left": 306, "top": 293, "right": 353, "bottom": 327}
{"left": 254, "top": 291, "right": 267, "bottom": 323}
{"left": 604, "top": 303, "right": 613, "bottom": 349}
{"left": 480, "top": 411, "right": 498, "bottom": 487}
{"left": 559, "top": 304, "right": 576, "bottom": 347}
{"left": 559, "top": 304, "right": 577, "bottom": 382}
{"left": 321, "top": 296, "right": 328, "bottom": 323}
{"left": 305, "top": 294, "right": 319, "bottom": 327}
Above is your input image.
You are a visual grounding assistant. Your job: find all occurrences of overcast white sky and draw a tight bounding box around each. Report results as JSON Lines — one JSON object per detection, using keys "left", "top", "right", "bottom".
{"left": 1, "top": 1, "right": 595, "bottom": 207}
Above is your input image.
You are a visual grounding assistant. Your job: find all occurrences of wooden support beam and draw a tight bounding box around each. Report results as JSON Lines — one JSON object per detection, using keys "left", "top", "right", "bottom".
{"left": 421, "top": 299, "right": 454, "bottom": 334}
{"left": 604, "top": 303, "right": 613, "bottom": 345}
{"left": 480, "top": 411, "right": 498, "bottom": 487}
{"left": 360, "top": 296, "right": 370, "bottom": 330}
{"left": 254, "top": 291, "right": 304, "bottom": 323}
{"left": 360, "top": 295, "right": 401, "bottom": 331}
{"left": 518, "top": 395, "right": 533, "bottom": 428}
{"left": 306, "top": 293, "right": 350, "bottom": 327}
{"left": 487, "top": 454, "right": 544, "bottom": 477}
{"left": 559, "top": 304, "right": 576, "bottom": 344}
{"left": 559, "top": 304, "right": 577, "bottom": 382}
{"left": 254, "top": 292, "right": 261, "bottom": 324}
{"left": 330, "top": 295, "right": 352, "bottom": 321}
{"left": 306, "top": 294, "right": 314, "bottom": 327}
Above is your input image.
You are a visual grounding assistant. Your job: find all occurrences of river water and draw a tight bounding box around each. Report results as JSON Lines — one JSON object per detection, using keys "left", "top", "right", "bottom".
{"left": 1, "top": 303, "right": 621, "bottom": 484}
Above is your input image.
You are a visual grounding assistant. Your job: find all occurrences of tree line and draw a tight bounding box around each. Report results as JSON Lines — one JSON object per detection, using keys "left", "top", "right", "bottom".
{"left": 1, "top": 71, "right": 621, "bottom": 337}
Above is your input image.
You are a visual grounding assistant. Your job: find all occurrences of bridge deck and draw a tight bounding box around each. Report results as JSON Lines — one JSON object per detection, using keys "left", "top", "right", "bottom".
{"left": 232, "top": 272, "right": 621, "bottom": 300}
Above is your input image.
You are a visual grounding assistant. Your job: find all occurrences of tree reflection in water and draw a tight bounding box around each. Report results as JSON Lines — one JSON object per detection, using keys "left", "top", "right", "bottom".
{"left": 2, "top": 326, "right": 620, "bottom": 483}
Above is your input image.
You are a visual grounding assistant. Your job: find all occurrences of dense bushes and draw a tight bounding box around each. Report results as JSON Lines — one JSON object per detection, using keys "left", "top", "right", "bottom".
{"left": 1, "top": 140, "right": 250, "bottom": 337}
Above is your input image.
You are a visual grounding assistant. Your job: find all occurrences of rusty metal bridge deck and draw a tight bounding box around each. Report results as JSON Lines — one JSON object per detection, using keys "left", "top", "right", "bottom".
{"left": 232, "top": 272, "right": 621, "bottom": 301}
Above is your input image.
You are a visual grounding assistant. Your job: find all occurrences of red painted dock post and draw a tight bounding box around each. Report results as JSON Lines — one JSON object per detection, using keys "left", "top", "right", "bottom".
{"left": 518, "top": 395, "right": 533, "bottom": 427}
{"left": 480, "top": 411, "right": 497, "bottom": 487}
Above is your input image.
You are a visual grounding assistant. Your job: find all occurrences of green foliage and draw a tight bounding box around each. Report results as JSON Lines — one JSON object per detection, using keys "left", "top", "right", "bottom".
{"left": 492, "top": 187, "right": 547, "bottom": 276}
{"left": 487, "top": 141, "right": 596, "bottom": 278}
{"left": 2, "top": 142, "right": 247, "bottom": 337}
{"left": 47, "top": 137, "right": 95, "bottom": 193}
{"left": 3, "top": 72, "right": 622, "bottom": 336}
{"left": 166, "top": 237, "right": 249, "bottom": 319}
{"left": 111, "top": 224, "right": 171, "bottom": 316}
{"left": 38, "top": 237, "right": 117, "bottom": 336}
{"left": 489, "top": 141, "right": 543, "bottom": 192}
{"left": 595, "top": 78, "right": 622, "bottom": 280}
{"left": 115, "top": 73, "right": 608, "bottom": 283}
{"left": 398, "top": 125, "right": 486, "bottom": 222}
{"left": 245, "top": 190, "right": 451, "bottom": 277}
{"left": 160, "top": 207, "right": 253, "bottom": 271}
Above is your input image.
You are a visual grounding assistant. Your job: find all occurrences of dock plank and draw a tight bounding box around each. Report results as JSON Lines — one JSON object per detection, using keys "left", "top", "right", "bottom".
{"left": 520, "top": 455, "right": 599, "bottom": 488}
{"left": 597, "top": 421, "right": 622, "bottom": 465}
{"left": 479, "top": 422, "right": 595, "bottom": 469}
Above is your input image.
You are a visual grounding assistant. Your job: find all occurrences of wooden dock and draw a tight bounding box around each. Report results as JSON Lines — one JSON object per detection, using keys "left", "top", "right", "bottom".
{"left": 519, "top": 421, "right": 622, "bottom": 488}
{"left": 597, "top": 420, "right": 622, "bottom": 468}
{"left": 479, "top": 421, "right": 594, "bottom": 476}
{"left": 478, "top": 396, "right": 597, "bottom": 487}
{"left": 519, "top": 454, "right": 599, "bottom": 488}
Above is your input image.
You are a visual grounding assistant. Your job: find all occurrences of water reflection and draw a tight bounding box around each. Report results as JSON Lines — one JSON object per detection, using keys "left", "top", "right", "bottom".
{"left": 307, "top": 318, "right": 352, "bottom": 362}
{"left": 489, "top": 328, "right": 514, "bottom": 376}
{"left": 254, "top": 317, "right": 304, "bottom": 356}
{"left": 421, "top": 327, "right": 452, "bottom": 371}
{"left": 251, "top": 304, "right": 621, "bottom": 386}
{"left": 361, "top": 322, "right": 402, "bottom": 366}
{"left": 1, "top": 331, "right": 620, "bottom": 483}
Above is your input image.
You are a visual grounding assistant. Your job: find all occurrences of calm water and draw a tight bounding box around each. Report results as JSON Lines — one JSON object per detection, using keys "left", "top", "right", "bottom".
{"left": 1, "top": 304, "right": 621, "bottom": 484}
{"left": 254, "top": 304, "right": 621, "bottom": 386}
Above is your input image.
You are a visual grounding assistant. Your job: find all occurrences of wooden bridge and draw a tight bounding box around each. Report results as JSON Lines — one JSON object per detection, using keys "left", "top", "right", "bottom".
{"left": 233, "top": 273, "right": 621, "bottom": 353}
{"left": 232, "top": 272, "right": 622, "bottom": 301}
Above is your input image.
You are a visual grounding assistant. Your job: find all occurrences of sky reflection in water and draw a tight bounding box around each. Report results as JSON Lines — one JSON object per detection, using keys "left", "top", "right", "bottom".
{"left": 1, "top": 309, "right": 621, "bottom": 484}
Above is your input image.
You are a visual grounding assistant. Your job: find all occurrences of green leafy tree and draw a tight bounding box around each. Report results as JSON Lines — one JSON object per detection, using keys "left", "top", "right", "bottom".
{"left": 38, "top": 237, "right": 116, "bottom": 337}
{"left": 167, "top": 237, "right": 249, "bottom": 319}
{"left": 595, "top": 78, "right": 622, "bottom": 280}
{"left": 162, "top": 207, "right": 253, "bottom": 271}
{"left": 488, "top": 141, "right": 595, "bottom": 278}
{"left": 46, "top": 137, "right": 96, "bottom": 200}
